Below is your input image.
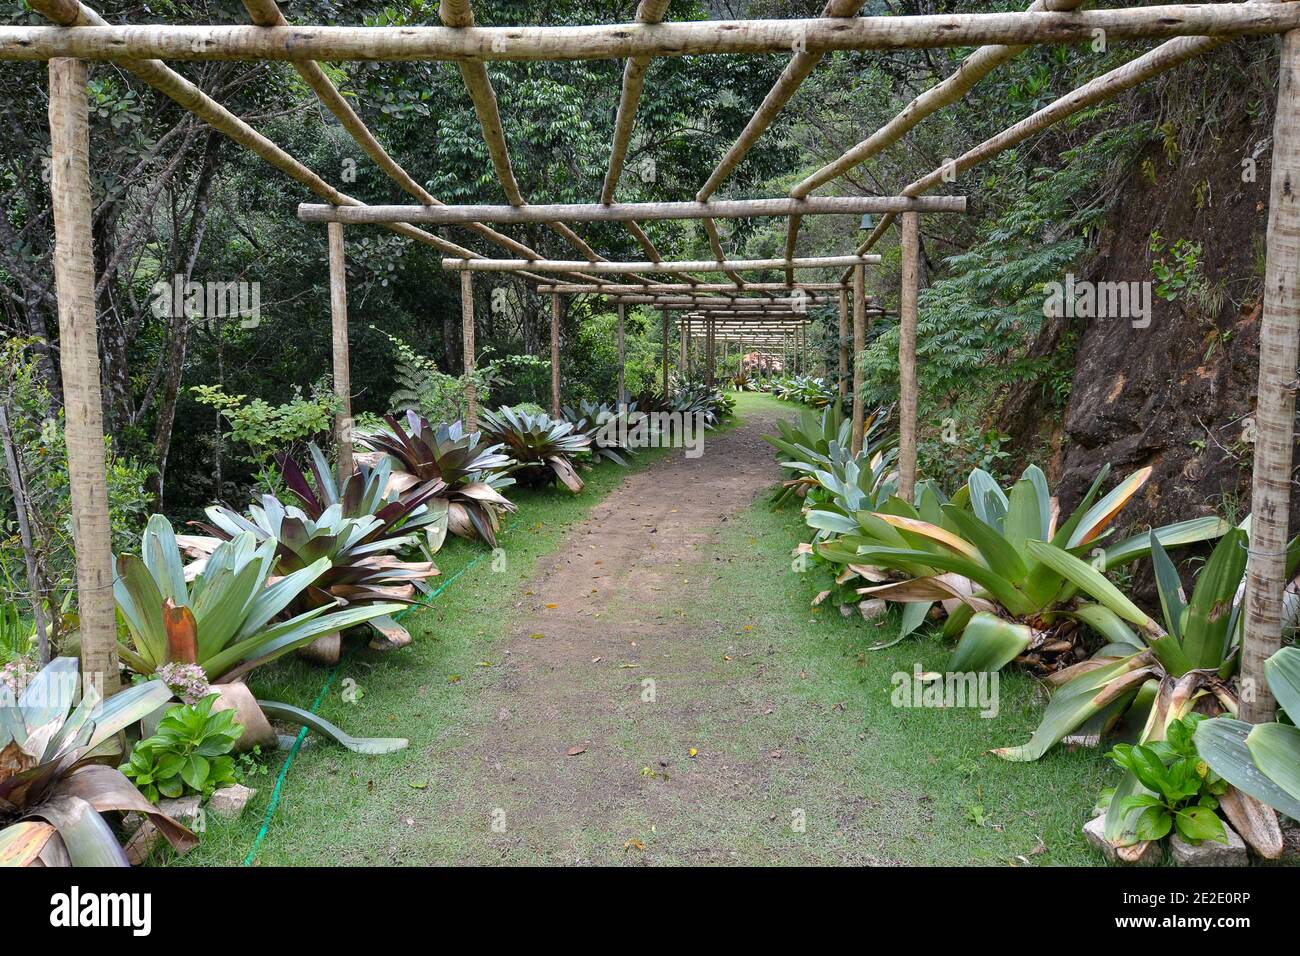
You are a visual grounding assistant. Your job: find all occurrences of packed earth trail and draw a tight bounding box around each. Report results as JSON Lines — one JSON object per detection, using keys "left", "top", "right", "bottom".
{"left": 185, "top": 396, "right": 1112, "bottom": 868}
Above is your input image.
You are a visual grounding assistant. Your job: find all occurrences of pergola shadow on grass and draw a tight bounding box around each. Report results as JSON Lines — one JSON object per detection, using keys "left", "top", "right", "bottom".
{"left": 14, "top": 2, "right": 1297, "bottom": 749}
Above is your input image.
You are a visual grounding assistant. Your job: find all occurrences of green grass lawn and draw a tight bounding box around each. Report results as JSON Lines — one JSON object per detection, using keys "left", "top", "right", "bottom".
{"left": 167, "top": 392, "right": 1114, "bottom": 866}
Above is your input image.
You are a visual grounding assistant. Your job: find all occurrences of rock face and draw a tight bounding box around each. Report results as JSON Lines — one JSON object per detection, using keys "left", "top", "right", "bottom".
{"left": 1000, "top": 52, "right": 1298, "bottom": 549}
{"left": 1170, "top": 827, "right": 1248, "bottom": 867}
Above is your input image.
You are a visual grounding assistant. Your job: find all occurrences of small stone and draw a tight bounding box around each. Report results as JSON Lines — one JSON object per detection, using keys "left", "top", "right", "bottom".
{"left": 1170, "top": 826, "right": 1248, "bottom": 867}
{"left": 123, "top": 820, "right": 161, "bottom": 866}
{"left": 208, "top": 784, "right": 258, "bottom": 820}
{"left": 1082, "top": 816, "right": 1164, "bottom": 866}
{"left": 857, "top": 599, "right": 888, "bottom": 622}
{"left": 158, "top": 795, "right": 202, "bottom": 828}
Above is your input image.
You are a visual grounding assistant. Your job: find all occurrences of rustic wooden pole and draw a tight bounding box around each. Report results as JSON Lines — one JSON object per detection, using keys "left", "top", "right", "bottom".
{"left": 550, "top": 292, "right": 562, "bottom": 417}
{"left": 302, "top": 196, "right": 965, "bottom": 225}
{"left": 441, "top": 254, "right": 881, "bottom": 273}
{"left": 48, "top": 56, "right": 118, "bottom": 695}
{"left": 661, "top": 309, "right": 670, "bottom": 396}
{"left": 8, "top": 7, "right": 1300, "bottom": 63}
{"left": 616, "top": 301, "right": 626, "bottom": 408}
{"left": 461, "top": 270, "right": 477, "bottom": 432}
{"left": 898, "top": 212, "right": 921, "bottom": 501}
{"left": 677, "top": 315, "right": 686, "bottom": 375}
{"left": 706, "top": 319, "right": 715, "bottom": 387}
{"left": 851, "top": 263, "right": 866, "bottom": 456}
{"left": 838, "top": 287, "right": 850, "bottom": 399}
{"left": 327, "top": 221, "right": 354, "bottom": 480}
{"left": 1242, "top": 26, "right": 1300, "bottom": 724}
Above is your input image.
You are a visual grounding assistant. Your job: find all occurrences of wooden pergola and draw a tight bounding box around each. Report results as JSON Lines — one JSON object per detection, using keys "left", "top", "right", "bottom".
{"left": 16, "top": 0, "right": 1298, "bottom": 730}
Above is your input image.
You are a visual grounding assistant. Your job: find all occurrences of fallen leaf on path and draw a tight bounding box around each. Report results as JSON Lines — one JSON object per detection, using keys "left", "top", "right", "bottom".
{"left": 529, "top": 633, "right": 545, "bottom": 640}
{"left": 544, "top": 603, "right": 558, "bottom": 609}
{"left": 619, "top": 663, "right": 639, "bottom": 669}
{"left": 566, "top": 745, "right": 587, "bottom": 757}
{"left": 591, "top": 656, "right": 602, "bottom": 663}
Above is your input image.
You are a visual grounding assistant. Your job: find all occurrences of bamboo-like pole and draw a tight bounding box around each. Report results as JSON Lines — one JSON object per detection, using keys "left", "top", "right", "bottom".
{"left": 326, "top": 222, "right": 354, "bottom": 480}
{"left": 550, "top": 292, "right": 562, "bottom": 417}
{"left": 898, "top": 212, "right": 920, "bottom": 502}
{"left": 706, "top": 319, "right": 715, "bottom": 387}
{"left": 239, "top": 0, "right": 583, "bottom": 278}
{"left": 300, "top": 195, "right": 965, "bottom": 225}
{"left": 696, "top": 0, "right": 866, "bottom": 202}
{"left": 662, "top": 309, "right": 670, "bottom": 396}
{"left": 848, "top": 24, "right": 1239, "bottom": 269}
{"left": 792, "top": 0, "right": 1085, "bottom": 200}
{"left": 442, "top": 254, "right": 880, "bottom": 273}
{"left": 837, "top": 287, "right": 850, "bottom": 399}
{"left": 603, "top": 0, "right": 670, "bottom": 256}
{"left": 461, "top": 270, "right": 478, "bottom": 433}
{"left": 1242, "top": 25, "right": 1300, "bottom": 724}
{"left": 48, "top": 56, "right": 118, "bottom": 695}
{"left": 438, "top": 0, "right": 644, "bottom": 280}
{"left": 851, "top": 263, "right": 866, "bottom": 456}
{"left": 538, "top": 283, "right": 848, "bottom": 294}
{"left": 616, "top": 301, "right": 626, "bottom": 407}
{"left": 7, "top": 7, "right": 1300, "bottom": 62}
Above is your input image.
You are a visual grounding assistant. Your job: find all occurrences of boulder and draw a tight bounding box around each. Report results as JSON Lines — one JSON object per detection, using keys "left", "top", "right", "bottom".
{"left": 208, "top": 784, "right": 258, "bottom": 820}
{"left": 1170, "top": 826, "right": 1248, "bottom": 867}
{"left": 1083, "top": 815, "right": 1164, "bottom": 866}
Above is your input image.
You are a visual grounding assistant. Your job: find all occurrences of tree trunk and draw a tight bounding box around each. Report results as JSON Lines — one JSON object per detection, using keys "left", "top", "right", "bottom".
{"left": 48, "top": 57, "right": 119, "bottom": 695}
{"left": 1242, "top": 28, "right": 1300, "bottom": 723}
{"left": 898, "top": 211, "right": 921, "bottom": 502}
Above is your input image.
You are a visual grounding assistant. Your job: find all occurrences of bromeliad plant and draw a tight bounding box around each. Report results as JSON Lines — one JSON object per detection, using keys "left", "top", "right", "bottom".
{"left": 480, "top": 405, "right": 592, "bottom": 493}
{"left": 563, "top": 400, "right": 639, "bottom": 466}
{"left": 814, "top": 464, "right": 1228, "bottom": 671}
{"left": 0, "top": 658, "right": 196, "bottom": 867}
{"left": 1195, "top": 645, "right": 1300, "bottom": 824}
{"left": 117, "top": 515, "right": 403, "bottom": 683}
{"left": 356, "top": 413, "right": 517, "bottom": 548}
{"left": 191, "top": 495, "right": 438, "bottom": 647}
{"left": 278, "top": 443, "right": 449, "bottom": 557}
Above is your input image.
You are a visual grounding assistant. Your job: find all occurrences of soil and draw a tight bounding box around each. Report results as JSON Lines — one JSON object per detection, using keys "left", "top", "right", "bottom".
{"left": 418, "top": 405, "right": 891, "bottom": 865}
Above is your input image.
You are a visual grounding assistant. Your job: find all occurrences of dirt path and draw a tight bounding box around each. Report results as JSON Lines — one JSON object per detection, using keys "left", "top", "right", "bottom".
{"left": 426, "top": 402, "right": 856, "bottom": 864}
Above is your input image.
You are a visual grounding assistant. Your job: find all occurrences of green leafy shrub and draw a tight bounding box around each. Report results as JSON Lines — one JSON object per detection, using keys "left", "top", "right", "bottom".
{"left": 123, "top": 694, "right": 242, "bottom": 803}
{"left": 1107, "top": 715, "right": 1228, "bottom": 846}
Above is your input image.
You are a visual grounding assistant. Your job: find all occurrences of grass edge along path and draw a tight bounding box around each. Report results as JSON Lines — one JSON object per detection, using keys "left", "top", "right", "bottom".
{"left": 168, "top": 417, "right": 713, "bottom": 866}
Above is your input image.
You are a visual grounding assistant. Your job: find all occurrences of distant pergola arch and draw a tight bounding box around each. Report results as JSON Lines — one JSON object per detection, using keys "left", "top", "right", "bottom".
{"left": 14, "top": 0, "right": 1297, "bottom": 732}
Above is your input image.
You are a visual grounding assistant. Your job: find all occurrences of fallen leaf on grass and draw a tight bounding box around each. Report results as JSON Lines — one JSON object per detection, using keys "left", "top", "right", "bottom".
{"left": 476, "top": 660, "right": 494, "bottom": 667}
{"left": 688, "top": 748, "right": 698, "bottom": 758}
{"left": 529, "top": 633, "right": 545, "bottom": 640}
{"left": 448, "top": 675, "right": 462, "bottom": 683}
{"left": 544, "top": 603, "right": 558, "bottom": 609}
{"left": 623, "top": 838, "right": 645, "bottom": 852}
{"left": 619, "top": 662, "right": 639, "bottom": 669}
{"left": 566, "top": 745, "right": 587, "bottom": 757}
{"left": 409, "top": 780, "right": 428, "bottom": 790}
{"left": 591, "top": 656, "right": 602, "bottom": 663}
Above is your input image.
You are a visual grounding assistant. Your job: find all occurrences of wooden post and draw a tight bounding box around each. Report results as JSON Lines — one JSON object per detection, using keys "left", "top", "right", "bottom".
{"left": 661, "top": 309, "right": 670, "bottom": 396}
{"left": 461, "top": 270, "right": 477, "bottom": 432}
{"left": 840, "top": 290, "right": 851, "bottom": 393}
{"left": 550, "top": 292, "right": 562, "bottom": 417}
{"left": 898, "top": 211, "right": 920, "bottom": 502}
{"left": 1242, "top": 27, "right": 1300, "bottom": 724}
{"left": 327, "top": 221, "right": 354, "bottom": 480}
{"left": 616, "top": 301, "right": 626, "bottom": 408}
{"left": 48, "top": 57, "right": 118, "bottom": 695}
{"left": 851, "top": 264, "right": 867, "bottom": 455}
{"left": 706, "top": 319, "right": 715, "bottom": 387}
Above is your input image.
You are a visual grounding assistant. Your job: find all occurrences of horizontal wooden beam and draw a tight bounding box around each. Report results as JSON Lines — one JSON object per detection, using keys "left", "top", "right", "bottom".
{"left": 299, "top": 195, "right": 964, "bottom": 225}
{"left": 443, "top": 254, "right": 880, "bottom": 273}
{"left": 3, "top": 7, "right": 1297, "bottom": 62}
{"left": 626, "top": 298, "right": 840, "bottom": 308}
{"left": 537, "top": 282, "right": 848, "bottom": 294}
